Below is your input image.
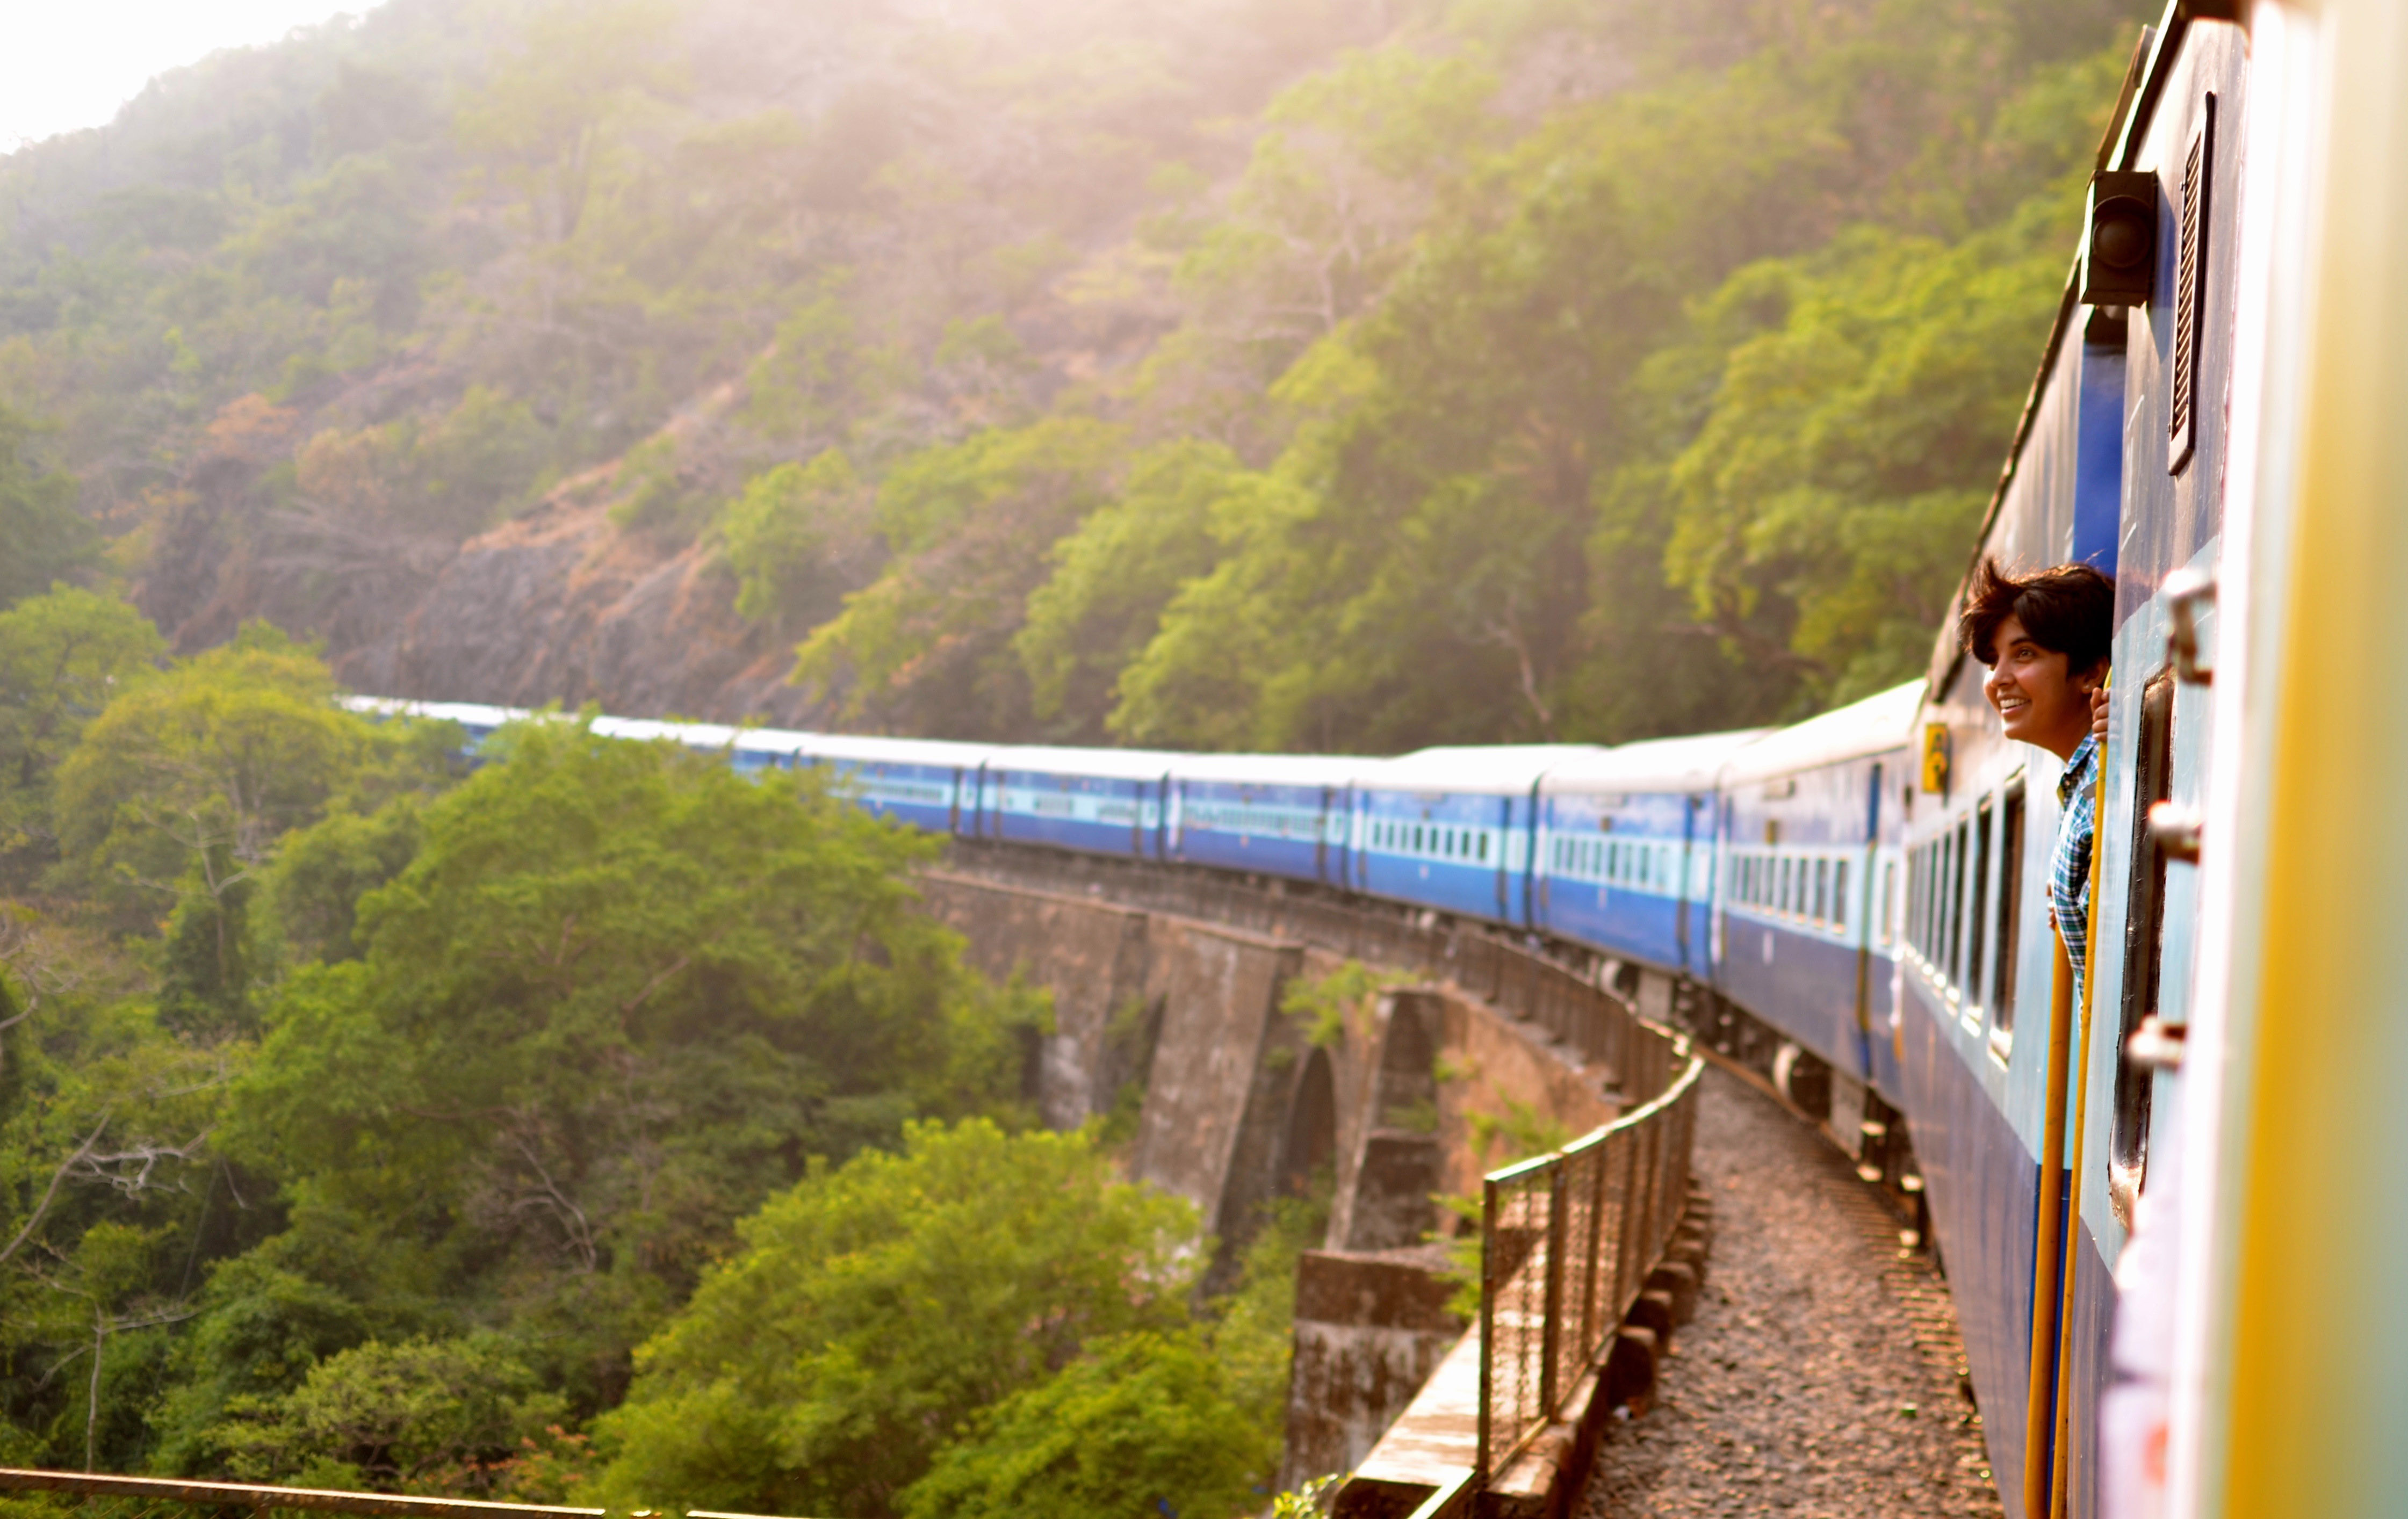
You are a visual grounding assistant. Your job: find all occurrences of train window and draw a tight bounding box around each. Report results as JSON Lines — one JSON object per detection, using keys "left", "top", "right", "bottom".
{"left": 1834, "top": 859, "right": 1848, "bottom": 932}
{"left": 1812, "top": 859, "right": 1828, "bottom": 923}
{"left": 1949, "top": 820, "right": 1971, "bottom": 989}
{"left": 1879, "top": 859, "right": 1897, "bottom": 948}
{"left": 1777, "top": 857, "right": 1791, "bottom": 913}
{"left": 1479, "top": 833, "right": 1489, "bottom": 863}
{"left": 1968, "top": 797, "right": 1994, "bottom": 1009}
{"left": 1916, "top": 842, "right": 1933, "bottom": 959}
{"left": 1907, "top": 849, "right": 1922, "bottom": 953}
{"left": 2113, "top": 672, "right": 2180, "bottom": 1226}
{"left": 1916, "top": 844, "right": 1933, "bottom": 957}
{"left": 1993, "top": 782, "right": 2026, "bottom": 1039}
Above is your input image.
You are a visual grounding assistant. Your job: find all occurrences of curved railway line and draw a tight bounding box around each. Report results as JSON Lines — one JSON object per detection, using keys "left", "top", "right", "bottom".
{"left": 1581, "top": 1067, "right": 1998, "bottom": 1518}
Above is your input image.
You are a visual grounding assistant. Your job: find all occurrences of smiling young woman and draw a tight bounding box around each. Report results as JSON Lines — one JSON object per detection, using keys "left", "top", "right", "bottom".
{"left": 1958, "top": 557, "right": 2116, "bottom": 996}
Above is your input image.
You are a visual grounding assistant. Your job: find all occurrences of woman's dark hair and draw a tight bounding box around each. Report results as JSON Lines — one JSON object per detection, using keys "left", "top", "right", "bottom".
{"left": 1959, "top": 557, "right": 2116, "bottom": 674}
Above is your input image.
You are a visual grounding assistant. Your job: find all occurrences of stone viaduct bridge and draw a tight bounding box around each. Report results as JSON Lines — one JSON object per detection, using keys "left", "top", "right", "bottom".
{"left": 915, "top": 841, "right": 1701, "bottom": 1502}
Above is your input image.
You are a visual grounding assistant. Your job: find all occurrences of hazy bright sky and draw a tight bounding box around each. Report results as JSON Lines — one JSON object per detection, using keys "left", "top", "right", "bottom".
{"left": 4, "top": 1, "right": 357, "bottom": 150}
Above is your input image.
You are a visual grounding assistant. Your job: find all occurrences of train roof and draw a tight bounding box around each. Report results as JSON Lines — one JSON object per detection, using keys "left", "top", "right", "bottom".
{"left": 339, "top": 696, "right": 538, "bottom": 729}
{"left": 795, "top": 732, "right": 998, "bottom": 768}
{"left": 1537, "top": 729, "right": 1773, "bottom": 797}
{"left": 1719, "top": 681, "right": 1923, "bottom": 784}
{"left": 589, "top": 715, "right": 744, "bottom": 748}
{"left": 983, "top": 745, "right": 1187, "bottom": 780}
{"left": 1361, "top": 744, "right": 1605, "bottom": 796}
{"left": 1169, "top": 752, "right": 1376, "bottom": 787}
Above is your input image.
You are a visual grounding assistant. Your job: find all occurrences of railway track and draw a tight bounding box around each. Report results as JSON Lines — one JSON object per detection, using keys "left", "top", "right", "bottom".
{"left": 1576, "top": 1067, "right": 2001, "bottom": 1517}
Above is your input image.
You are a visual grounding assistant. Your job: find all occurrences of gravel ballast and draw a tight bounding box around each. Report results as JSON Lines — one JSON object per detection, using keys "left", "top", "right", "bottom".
{"left": 1577, "top": 1066, "right": 2005, "bottom": 1518}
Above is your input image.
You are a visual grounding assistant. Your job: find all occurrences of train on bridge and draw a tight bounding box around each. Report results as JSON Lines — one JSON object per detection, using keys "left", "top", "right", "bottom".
{"left": 354, "top": 1, "right": 2408, "bottom": 1513}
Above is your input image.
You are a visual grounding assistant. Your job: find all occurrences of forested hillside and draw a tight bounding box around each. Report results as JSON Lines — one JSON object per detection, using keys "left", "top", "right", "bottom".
{"left": 1, "top": 0, "right": 2147, "bottom": 749}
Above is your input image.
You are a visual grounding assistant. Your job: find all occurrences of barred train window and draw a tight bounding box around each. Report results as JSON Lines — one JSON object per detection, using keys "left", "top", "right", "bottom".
{"left": 1969, "top": 796, "right": 1994, "bottom": 1005}
{"left": 1950, "top": 820, "right": 1972, "bottom": 988}
{"left": 1834, "top": 859, "right": 1849, "bottom": 932}
{"left": 1994, "top": 782, "right": 2026, "bottom": 1037}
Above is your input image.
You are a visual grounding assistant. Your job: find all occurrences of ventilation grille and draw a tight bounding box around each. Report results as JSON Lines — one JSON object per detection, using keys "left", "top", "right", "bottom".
{"left": 2168, "top": 96, "right": 2215, "bottom": 474}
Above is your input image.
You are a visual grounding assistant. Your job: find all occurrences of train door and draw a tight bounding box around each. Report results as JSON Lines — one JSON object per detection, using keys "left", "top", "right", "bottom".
{"left": 2108, "top": 671, "right": 2178, "bottom": 1228}
{"left": 1675, "top": 794, "right": 1700, "bottom": 972}
{"left": 1854, "top": 763, "right": 1884, "bottom": 1068}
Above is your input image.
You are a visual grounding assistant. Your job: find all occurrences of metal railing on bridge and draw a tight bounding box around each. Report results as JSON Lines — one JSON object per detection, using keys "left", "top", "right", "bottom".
{"left": 1476, "top": 1035, "right": 1704, "bottom": 1480}
{"left": 0, "top": 1471, "right": 808, "bottom": 1519}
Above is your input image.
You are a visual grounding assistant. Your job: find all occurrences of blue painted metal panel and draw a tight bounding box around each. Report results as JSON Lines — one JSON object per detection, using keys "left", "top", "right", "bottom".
{"left": 2072, "top": 342, "right": 2126, "bottom": 575}
{"left": 1171, "top": 778, "right": 1341, "bottom": 884}
{"left": 1899, "top": 977, "right": 2041, "bottom": 1495}
{"left": 989, "top": 767, "right": 1166, "bottom": 860}
{"left": 1536, "top": 787, "right": 1695, "bottom": 968}
{"left": 815, "top": 758, "right": 968, "bottom": 834}
{"left": 1353, "top": 787, "right": 1526, "bottom": 925}
{"left": 1715, "top": 916, "right": 1869, "bottom": 1080}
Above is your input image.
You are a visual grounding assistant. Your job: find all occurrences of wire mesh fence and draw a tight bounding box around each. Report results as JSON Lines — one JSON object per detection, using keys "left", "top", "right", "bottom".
{"left": 1476, "top": 1041, "right": 1703, "bottom": 1475}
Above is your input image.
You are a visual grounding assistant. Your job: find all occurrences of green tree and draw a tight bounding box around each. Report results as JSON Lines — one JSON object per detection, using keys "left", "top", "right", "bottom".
{"left": 49, "top": 624, "right": 380, "bottom": 1015}
{"left": 209, "top": 1335, "right": 566, "bottom": 1495}
{"left": 0, "top": 409, "right": 94, "bottom": 610}
{"left": 1654, "top": 216, "right": 2070, "bottom": 703}
{"left": 715, "top": 450, "right": 876, "bottom": 632}
{"left": 898, "top": 1329, "right": 1274, "bottom": 1519}
{"left": 1014, "top": 438, "right": 1243, "bottom": 742}
{"left": 790, "top": 418, "right": 1127, "bottom": 737}
{"left": 593, "top": 1119, "right": 1196, "bottom": 1519}
{"left": 452, "top": 1, "right": 682, "bottom": 246}
{"left": 229, "top": 722, "right": 1042, "bottom": 1408}
{"left": 0, "top": 587, "right": 167, "bottom": 881}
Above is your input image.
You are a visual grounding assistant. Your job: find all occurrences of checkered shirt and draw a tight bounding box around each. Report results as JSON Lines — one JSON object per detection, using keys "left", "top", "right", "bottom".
{"left": 2051, "top": 733, "right": 2100, "bottom": 996}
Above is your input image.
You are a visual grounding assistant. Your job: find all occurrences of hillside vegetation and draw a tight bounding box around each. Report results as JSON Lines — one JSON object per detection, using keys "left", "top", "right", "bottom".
{"left": 2, "top": 0, "right": 2146, "bottom": 749}
{"left": 0, "top": 608, "right": 1324, "bottom": 1513}
{"left": 0, "top": 2, "right": 2146, "bottom": 1505}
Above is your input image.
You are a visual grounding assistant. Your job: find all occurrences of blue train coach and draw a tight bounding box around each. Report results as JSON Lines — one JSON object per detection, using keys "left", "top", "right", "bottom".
{"left": 1534, "top": 730, "right": 1767, "bottom": 981}
{"left": 1349, "top": 745, "right": 1598, "bottom": 928}
{"left": 1711, "top": 681, "right": 1919, "bottom": 1098}
{"left": 1166, "top": 752, "right": 1364, "bottom": 887}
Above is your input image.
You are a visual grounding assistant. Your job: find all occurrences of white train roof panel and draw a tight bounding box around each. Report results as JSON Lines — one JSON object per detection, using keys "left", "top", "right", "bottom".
{"left": 1358, "top": 744, "right": 1605, "bottom": 796}
{"left": 1537, "top": 730, "right": 1773, "bottom": 797}
{"left": 1170, "top": 753, "right": 1377, "bottom": 788}
{"left": 986, "top": 745, "right": 1188, "bottom": 780}
{"left": 1719, "top": 682, "right": 1923, "bottom": 784}
{"left": 340, "top": 696, "right": 538, "bottom": 728}
{"left": 796, "top": 733, "right": 999, "bottom": 769}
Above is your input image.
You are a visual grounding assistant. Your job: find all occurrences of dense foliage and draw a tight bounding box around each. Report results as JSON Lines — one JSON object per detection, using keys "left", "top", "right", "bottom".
{"left": 0, "top": 0, "right": 2146, "bottom": 750}
{"left": 0, "top": 582, "right": 1313, "bottom": 1510}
